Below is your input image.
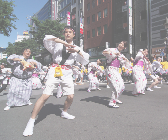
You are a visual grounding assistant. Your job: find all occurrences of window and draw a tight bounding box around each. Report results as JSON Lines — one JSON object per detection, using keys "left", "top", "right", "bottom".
{"left": 98, "top": 11, "right": 101, "bottom": 20}
{"left": 140, "top": 32, "right": 147, "bottom": 41}
{"left": 140, "top": 10, "right": 146, "bottom": 20}
{"left": 97, "top": 26, "right": 101, "bottom": 36}
{"left": 104, "top": 8, "right": 107, "bottom": 17}
{"left": 92, "top": 29, "right": 95, "bottom": 37}
{"left": 92, "top": 0, "right": 95, "bottom": 8}
{"left": 122, "top": 0, "right": 127, "bottom": 6}
{"left": 87, "top": 17, "right": 90, "bottom": 24}
{"left": 87, "top": 3, "right": 90, "bottom": 11}
{"left": 98, "top": 0, "right": 101, "bottom": 5}
{"left": 160, "top": 30, "right": 167, "bottom": 39}
{"left": 122, "top": 11, "right": 127, "bottom": 23}
{"left": 92, "top": 14, "right": 95, "bottom": 22}
{"left": 104, "top": 24, "right": 107, "bottom": 34}
{"left": 87, "top": 31, "right": 90, "bottom": 38}
{"left": 159, "top": 5, "right": 168, "bottom": 15}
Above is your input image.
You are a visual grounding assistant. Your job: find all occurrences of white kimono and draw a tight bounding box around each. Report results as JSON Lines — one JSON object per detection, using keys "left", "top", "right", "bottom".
{"left": 132, "top": 50, "right": 148, "bottom": 94}
{"left": 88, "top": 62, "right": 102, "bottom": 90}
{"left": 103, "top": 48, "right": 132, "bottom": 103}
{"left": 72, "top": 62, "right": 83, "bottom": 79}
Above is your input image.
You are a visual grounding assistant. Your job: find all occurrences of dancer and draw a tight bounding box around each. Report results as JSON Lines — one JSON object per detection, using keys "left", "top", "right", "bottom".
{"left": 87, "top": 59, "right": 102, "bottom": 92}
{"left": 160, "top": 56, "right": 168, "bottom": 83}
{"left": 72, "top": 62, "right": 84, "bottom": 85}
{"left": 0, "top": 63, "right": 11, "bottom": 93}
{"left": 32, "top": 70, "right": 45, "bottom": 90}
{"left": 146, "top": 74, "right": 161, "bottom": 91}
{"left": 4, "top": 48, "right": 42, "bottom": 111}
{"left": 132, "top": 49, "right": 149, "bottom": 96}
{"left": 97, "top": 65, "right": 104, "bottom": 82}
{"left": 102, "top": 41, "right": 132, "bottom": 107}
{"left": 23, "top": 26, "right": 89, "bottom": 136}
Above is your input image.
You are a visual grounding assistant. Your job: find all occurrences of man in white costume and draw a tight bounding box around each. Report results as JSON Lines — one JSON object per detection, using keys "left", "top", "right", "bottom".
{"left": 23, "top": 26, "right": 89, "bottom": 136}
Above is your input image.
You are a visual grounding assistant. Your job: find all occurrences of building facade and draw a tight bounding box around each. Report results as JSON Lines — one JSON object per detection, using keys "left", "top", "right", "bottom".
{"left": 84, "top": 0, "right": 113, "bottom": 61}
{"left": 133, "top": 0, "right": 148, "bottom": 57}
{"left": 112, "top": 0, "right": 148, "bottom": 58}
{"left": 37, "top": 0, "right": 58, "bottom": 21}
{"left": 150, "top": 0, "right": 168, "bottom": 57}
{"left": 84, "top": 0, "right": 149, "bottom": 60}
{"left": 71, "top": 0, "right": 84, "bottom": 47}
{"left": 15, "top": 31, "right": 30, "bottom": 42}
{"left": 58, "top": 0, "right": 71, "bottom": 24}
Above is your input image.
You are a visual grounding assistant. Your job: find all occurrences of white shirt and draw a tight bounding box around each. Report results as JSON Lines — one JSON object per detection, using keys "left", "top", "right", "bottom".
{"left": 43, "top": 35, "right": 89, "bottom": 79}
{"left": 43, "top": 35, "right": 89, "bottom": 66}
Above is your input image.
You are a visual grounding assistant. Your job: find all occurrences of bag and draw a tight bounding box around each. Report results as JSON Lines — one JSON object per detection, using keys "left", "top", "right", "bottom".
{"left": 54, "top": 66, "right": 63, "bottom": 77}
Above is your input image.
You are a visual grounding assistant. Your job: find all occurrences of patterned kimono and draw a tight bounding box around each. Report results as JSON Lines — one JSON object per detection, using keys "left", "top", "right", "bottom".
{"left": 103, "top": 48, "right": 132, "bottom": 103}
{"left": 6, "top": 54, "right": 42, "bottom": 107}
{"left": 88, "top": 62, "right": 102, "bottom": 90}
{"left": 72, "top": 62, "right": 84, "bottom": 79}
{"left": 132, "top": 50, "right": 148, "bottom": 95}
{"left": 32, "top": 73, "right": 42, "bottom": 90}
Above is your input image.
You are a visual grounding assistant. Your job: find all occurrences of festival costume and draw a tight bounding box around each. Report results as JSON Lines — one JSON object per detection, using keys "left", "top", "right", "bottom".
{"left": 103, "top": 48, "right": 132, "bottom": 107}
{"left": 160, "top": 61, "right": 168, "bottom": 82}
{"left": 87, "top": 62, "right": 102, "bottom": 91}
{"left": 72, "top": 62, "right": 84, "bottom": 80}
{"left": 42, "top": 35, "right": 89, "bottom": 96}
{"left": 5, "top": 54, "right": 42, "bottom": 109}
{"left": 132, "top": 50, "right": 149, "bottom": 95}
{"left": 97, "top": 66, "right": 104, "bottom": 81}
{"left": 23, "top": 35, "right": 89, "bottom": 136}
{"left": 32, "top": 73, "right": 43, "bottom": 90}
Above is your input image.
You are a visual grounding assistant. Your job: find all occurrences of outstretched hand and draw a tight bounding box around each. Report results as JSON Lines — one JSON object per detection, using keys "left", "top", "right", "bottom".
{"left": 66, "top": 47, "right": 78, "bottom": 53}
{"left": 114, "top": 52, "right": 121, "bottom": 56}
{"left": 64, "top": 43, "right": 76, "bottom": 48}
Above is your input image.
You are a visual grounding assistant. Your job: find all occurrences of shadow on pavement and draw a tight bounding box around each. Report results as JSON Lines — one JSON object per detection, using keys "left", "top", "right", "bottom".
{"left": 122, "top": 90, "right": 134, "bottom": 96}
{"left": 80, "top": 96, "right": 110, "bottom": 107}
{"left": 0, "top": 92, "right": 8, "bottom": 96}
{"left": 34, "top": 103, "right": 64, "bottom": 125}
{"left": 78, "top": 85, "right": 107, "bottom": 92}
{"left": 78, "top": 88, "right": 88, "bottom": 91}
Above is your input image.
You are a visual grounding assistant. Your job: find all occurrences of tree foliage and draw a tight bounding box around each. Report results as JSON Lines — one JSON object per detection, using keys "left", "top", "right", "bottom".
{"left": 0, "top": 0, "right": 18, "bottom": 36}
{"left": 5, "top": 39, "right": 41, "bottom": 56}
{"left": 29, "top": 17, "right": 65, "bottom": 47}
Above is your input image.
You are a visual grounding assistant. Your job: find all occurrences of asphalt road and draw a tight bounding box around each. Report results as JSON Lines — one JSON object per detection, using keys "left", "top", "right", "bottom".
{"left": 0, "top": 81, "right": 168, "bottom": 140}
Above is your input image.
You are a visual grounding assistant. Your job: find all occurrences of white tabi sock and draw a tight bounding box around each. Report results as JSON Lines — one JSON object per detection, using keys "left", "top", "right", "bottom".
{"left": 23, "top": 118, "right": 35, "bottom": 136}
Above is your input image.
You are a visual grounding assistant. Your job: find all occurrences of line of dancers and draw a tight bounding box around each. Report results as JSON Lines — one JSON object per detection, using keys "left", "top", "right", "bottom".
{"left": 2, "top": 26, "right": 167, "bottom": 137}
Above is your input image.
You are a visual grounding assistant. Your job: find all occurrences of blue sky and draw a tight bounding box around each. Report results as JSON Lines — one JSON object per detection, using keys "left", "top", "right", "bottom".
{"left": 0, "top": 0, "right": 48, "bottom": 48}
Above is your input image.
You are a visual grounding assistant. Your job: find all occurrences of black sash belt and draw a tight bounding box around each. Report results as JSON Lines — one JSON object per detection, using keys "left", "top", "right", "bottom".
{"left": 11, "top": 74, "right": 30, "bottom": 80}
{"left": 60, "top": 45, "right": 71, "bottom": 65}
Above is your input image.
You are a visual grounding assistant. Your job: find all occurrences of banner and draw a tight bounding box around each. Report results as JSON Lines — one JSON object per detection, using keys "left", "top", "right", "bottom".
{"left": 80, "top": 18, "right": 83, "bottom": 34}
{"left": 67, "top": 11, "right": 70, "bottom": 26}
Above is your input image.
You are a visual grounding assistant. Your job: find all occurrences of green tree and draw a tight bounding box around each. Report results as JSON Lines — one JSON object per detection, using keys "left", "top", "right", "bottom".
{"left": 5, "top": 39, "right": 40, "bottom": 56}
{"left": 29, "top": 17, "right": 65, "bottom": 47}
{"left": 0, "top": 0, "right": 18, "bottom": 36}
